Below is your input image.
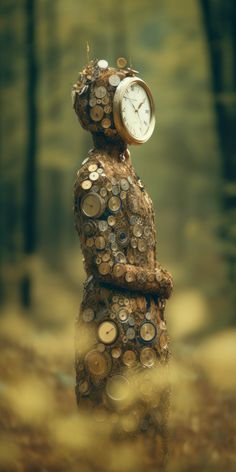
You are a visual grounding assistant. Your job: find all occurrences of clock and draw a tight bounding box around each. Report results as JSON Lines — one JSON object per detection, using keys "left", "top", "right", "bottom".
{"left": 122, "top": 350, "right": 137, "bottom": 367}
{"left": 97, "top": 320, "right": 118, "bottom": 345}
{"left": 85, "top": 349, "right": 110, "bottom": 377}
{"left": 81, "top": 193, "right": 106, "bottom": 218}
{"left": 113, "top": 77, "right": 155, "bottom": 144}
{"left": 108, "top": 196, "right": 121, "bottom": 213}
{"left": 140, "top": 347, "right": 156, "bottom": 367}
{"left": 106, "top": 375, "right": 130, "bottom": 401}
{"left": 140, "top": 322, "right": 156, "bottom": 342}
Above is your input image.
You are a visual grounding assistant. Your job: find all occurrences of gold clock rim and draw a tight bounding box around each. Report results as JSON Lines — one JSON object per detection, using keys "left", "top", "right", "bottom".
{"left": 113, "top": 77, "right": 156, "bottom": 145}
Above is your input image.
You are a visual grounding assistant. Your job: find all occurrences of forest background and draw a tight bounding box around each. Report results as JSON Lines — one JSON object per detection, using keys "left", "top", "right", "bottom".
{"left": 0, "top": 0, "right": 236, "bottom": 471}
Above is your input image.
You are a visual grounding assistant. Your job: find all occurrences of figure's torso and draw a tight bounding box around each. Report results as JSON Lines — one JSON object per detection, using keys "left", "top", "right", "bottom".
{"left": 74, "top": 150, "right": 157, "bottom": 274}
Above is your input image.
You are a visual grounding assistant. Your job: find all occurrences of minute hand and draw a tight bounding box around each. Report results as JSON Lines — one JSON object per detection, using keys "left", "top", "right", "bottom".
{"left": 124, "top": 95, "right": 137, "bottom": 102}
{"left": 125, "top": 97, "right": 138, "bottom": 113}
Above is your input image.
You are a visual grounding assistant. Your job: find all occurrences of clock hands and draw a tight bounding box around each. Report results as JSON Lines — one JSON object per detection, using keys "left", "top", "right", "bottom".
{"left": 125, "top": 95, "right": 146, "bottom": 114}
{"left": 124, "top": 95, "right": 137, "bottom": 102}
{"left": 122, "top": 90, "right": 150, "bottom": 137}
{"left": 137, "top": 98, "right": 146, "bottom": 110}
{"left": 106, "top": 327, "right": 114, "bottom": 335}
{"left": 124, "top": 96, "right": 139, "bottom": 113}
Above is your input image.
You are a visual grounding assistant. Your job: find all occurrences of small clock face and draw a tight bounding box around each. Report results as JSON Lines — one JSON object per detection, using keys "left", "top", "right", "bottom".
{"left": 97, "top": 320, "right": 118, "bottom": 345}
{"left": 113, "top": 77, "right": 155, "bottom": 145}
{"left": 108, "top": 196, "right": 121, "bottom": 212}
{"left": 140, "top": 347, "right": 156, "bottom": 367}
{"left": 81, "top": 193, "right": 105, "bottom": 218}
{"left": 85, "top": 350, "right": 109, "bottom": 377}
{"left": 140, "top": 322, "right": 156, "bottom": 342}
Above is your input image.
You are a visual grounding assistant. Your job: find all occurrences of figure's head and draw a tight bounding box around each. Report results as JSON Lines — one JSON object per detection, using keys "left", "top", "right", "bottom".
{"left": 72, "top": 58, "right": 155, "bottom": 146}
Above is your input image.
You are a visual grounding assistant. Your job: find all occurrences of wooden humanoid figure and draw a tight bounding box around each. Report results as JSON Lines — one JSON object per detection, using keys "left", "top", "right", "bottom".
{"left": 72, "top": 58, "right": 173, "bottom": 462}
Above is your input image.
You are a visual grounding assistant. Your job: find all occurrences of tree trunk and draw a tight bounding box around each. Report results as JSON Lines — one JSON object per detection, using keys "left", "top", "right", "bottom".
{"left": 21, "top": 0, "right": 38, "bottom": 308}
{"left": 200, "top": 0, "right": 236, "bottom": 319}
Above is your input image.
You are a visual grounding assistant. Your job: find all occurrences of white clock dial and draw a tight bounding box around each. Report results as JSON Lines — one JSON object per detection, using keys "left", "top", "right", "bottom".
{"left": 113, "top": 77, "right": 155, "bottom": 145}
{"left": 121, "top": 83, "right": 151, "bottom": 140}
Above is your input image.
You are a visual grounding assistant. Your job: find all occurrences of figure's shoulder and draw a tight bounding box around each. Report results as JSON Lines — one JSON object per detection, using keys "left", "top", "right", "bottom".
{"left": 74, "top": 151, "right": 113, "bottom": 199}
{"left": 74, "top": 150, "right": 139, "bottom": 204}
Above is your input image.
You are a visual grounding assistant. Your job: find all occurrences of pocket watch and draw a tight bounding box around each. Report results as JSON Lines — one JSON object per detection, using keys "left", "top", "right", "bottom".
{"left": 113, "top": 77, "right": 155, "bottom": 144}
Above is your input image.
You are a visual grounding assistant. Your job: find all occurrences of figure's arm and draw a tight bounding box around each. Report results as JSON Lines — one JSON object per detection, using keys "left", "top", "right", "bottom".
{"left": 94, "top": 260, "right": 173, "bottom": 298}
{"left": 74, "top": 160, "right": 173, "bottom": 299}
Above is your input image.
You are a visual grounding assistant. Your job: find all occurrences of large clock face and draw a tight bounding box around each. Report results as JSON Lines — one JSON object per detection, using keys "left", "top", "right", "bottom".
{"left": 113, "top": 77, "right": 155, "bottom": 145}
{"left": 121, "top": 83, "right": 151, "bottom": 140}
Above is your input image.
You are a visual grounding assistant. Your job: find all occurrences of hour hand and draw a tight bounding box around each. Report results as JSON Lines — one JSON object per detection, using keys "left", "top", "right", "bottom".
{"left": 137, "top": 98, "right": 145, "bottom": 110}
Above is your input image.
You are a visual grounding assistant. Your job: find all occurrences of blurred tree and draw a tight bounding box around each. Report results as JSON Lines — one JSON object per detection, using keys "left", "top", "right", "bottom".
{"left": 40, "top": 0, "right": 64, "bottom": 268}
{"left": 0, "top": 2, "right": 6, "bottom": 306}
{"left": 21, "top": 0, "right": 38, "bottom": 307}
{"left": 0, "top": 0, "right": 25, "bottom": 308}
{"left": 200, "top": 0, "right": 236, "bottom": 319}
